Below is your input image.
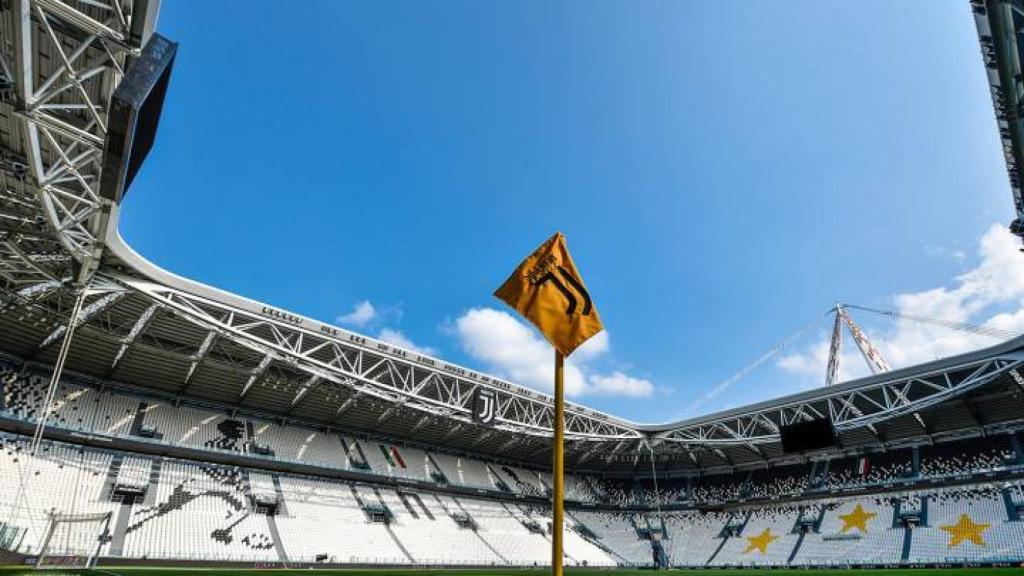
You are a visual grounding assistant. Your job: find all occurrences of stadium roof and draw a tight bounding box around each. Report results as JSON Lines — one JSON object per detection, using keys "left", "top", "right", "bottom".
{"left": 971, "top": 0, "right": 1024, "bottom": 242}
{"left": 0, "top": 0, "right": 1023, "bottom": 472}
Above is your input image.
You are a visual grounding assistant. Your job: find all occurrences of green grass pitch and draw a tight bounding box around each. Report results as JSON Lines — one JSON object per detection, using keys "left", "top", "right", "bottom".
{"left": 3, "top": 569, "right": 1024, "bottom": 576}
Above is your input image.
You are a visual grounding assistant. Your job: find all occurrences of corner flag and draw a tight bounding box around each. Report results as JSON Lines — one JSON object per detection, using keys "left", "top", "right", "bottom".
{"left": 494, "top": 232, "right": 602, "bottom": 576}
{"left": 494, "top": 232, "right": 604, "bottom": 356}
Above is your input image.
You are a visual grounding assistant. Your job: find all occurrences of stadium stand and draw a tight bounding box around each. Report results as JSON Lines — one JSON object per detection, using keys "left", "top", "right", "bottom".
{"left": 275, "top": 476, "right": 405, "bottom": 564}
{"left": 709, "top": 505, "right": 803, "bottom": 567}
{"left": 0, "top": 434, "right": 632, "bottom": 566}
{"left": 3, "top": 329, "right": 1024, "bottom": 569}
{"left": 747, "top": 464, "right": 811, "bottom": 500}
{"left": 908, "top": 485, "right": 1024, "bottom": 564}
{"left": 570, "top": 510, "right": 654, "bottom": 566}
{"left": 919, "top": 436, "right": 1018, "bottom": 479}
{"left": 691, "top": 472, "right": 749, "bottom": 504}
{"left": 248, "top": 423, "right": 348, "bottom": 469}
{"left": 3, "top": 0, "right": 1024, "bottom": 570}
{"left": 663, "top": 510, "right": 729, "bottom": 566}
{"left": 792, "top": 496, "right": 904, "bottom": 566}
{"left": 822, "top": 449, "right": 915, "bottom": 490}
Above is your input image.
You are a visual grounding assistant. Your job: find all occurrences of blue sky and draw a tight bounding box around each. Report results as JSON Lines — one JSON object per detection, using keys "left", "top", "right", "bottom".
{"left": 120, "top": 0, "right": 1020, "bottom": 423}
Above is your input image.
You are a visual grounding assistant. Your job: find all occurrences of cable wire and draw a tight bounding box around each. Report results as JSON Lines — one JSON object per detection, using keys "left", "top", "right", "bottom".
{"left": 841, "top": 303, "right": 1020, "bottom": 341}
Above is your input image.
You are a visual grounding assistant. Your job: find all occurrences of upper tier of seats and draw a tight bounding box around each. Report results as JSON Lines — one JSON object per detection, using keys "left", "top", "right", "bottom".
{"left": 919, "top": 435, "right": 1017, "bottom": 478}
{"left": 2, "top": 360, "right": 1023, "bottom": 509}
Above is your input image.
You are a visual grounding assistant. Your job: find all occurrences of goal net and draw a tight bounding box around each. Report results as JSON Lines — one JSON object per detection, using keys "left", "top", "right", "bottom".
{"left": 0, "top": 521, "right": 26, "bottom": 552}
{"left": 35, "top": 512, "right": 111, "bottom": 570}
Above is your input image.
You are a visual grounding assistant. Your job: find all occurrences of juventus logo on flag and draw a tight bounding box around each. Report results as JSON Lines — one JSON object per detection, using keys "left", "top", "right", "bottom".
{"left": 494, "top": 232, "right": 603, "bottom": 357}
{"left": 473, "top": 387, "right": 498, "bottom": 426}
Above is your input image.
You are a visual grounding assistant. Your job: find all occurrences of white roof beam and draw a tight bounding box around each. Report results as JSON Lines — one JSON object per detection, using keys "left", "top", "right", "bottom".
{"left": 335, "top": 391, "right": 362, "bottom": 417}
{"left": 38, "top": 290, "right": 125, "bottom": 350}
{"left": 239, "top": 354, "right": 273, "bottom": 400}
{"left": 181, "top": 331, "right": 216, "bottom": 392}
{"left": 410, "top": 415, "right": 431, "bottom": 434}
{"left": 0, "top": 279, "right": 61, "bottom": 310}
{"left": 288, "top": 375, "right": 320, "bottom": 410}
{"left": 110, "top": 303, "right": 158, "bottom": 373}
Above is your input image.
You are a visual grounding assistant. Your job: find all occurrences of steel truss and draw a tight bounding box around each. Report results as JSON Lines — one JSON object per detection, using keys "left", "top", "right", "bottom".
{"left": 5, "top": 269, "right": 1023, "bottom": 451}
{"left": 972, "top": 0, "right": 1024, "bottom": 241}
{"left": 10, "top": 0, "right": 153, "bottom": 281}
{"left": 0, "top": 0, "right": 1020, "bottom": 459}
{"left": 111, "top": 274, "right": 645, "bottom": 441}
{"left": 0, "top": 154, "right": 73, "bottom": 289}
{"left": 654, "top": 352, "right": 1024, "bottom": 446}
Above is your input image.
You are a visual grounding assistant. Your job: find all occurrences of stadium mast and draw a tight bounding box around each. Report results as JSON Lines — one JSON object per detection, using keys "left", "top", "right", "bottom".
{"left": 825, "top": 305, "right": 891, "bottom": 386}
{"left": 825, "top": 303, "right": 1019, "bottom": 385}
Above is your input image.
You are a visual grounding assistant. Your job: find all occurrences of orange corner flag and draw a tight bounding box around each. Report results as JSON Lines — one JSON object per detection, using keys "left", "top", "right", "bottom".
{"left": 494, "top": 232, "right": 603, "bottom": 357}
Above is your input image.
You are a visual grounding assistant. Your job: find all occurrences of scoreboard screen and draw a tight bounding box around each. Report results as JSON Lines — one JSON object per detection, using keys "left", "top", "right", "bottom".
{"left": 100, "top": 34, "right": 177, "bottom": 203}
{"left": 780, "top": 417, "right": 837, "bottom": 453}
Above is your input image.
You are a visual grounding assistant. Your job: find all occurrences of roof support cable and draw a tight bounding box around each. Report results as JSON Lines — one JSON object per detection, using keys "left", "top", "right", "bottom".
{"left": 837, "top": 306, "right": 891, "bottom": 376}
{"left": 645, "top": 440, "right": 668, "bottom": 568}
{"left": 680, "top": 310, "right": 833, "bottom": 417}
{"left": 6, "top": 282, "right": 89, "bottom": 538}
{"left": 841, "top": 303, "right": 1020, "bottom": 341}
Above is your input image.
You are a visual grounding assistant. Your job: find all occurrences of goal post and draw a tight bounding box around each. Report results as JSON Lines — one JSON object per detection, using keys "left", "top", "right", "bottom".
{"left": 35, "top": 512, "right": 111, "bottom": 570}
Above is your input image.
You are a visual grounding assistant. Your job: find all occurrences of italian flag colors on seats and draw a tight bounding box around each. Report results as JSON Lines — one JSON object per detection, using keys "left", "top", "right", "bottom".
{"left": 380, "top": 444, "right": 407, "bottom": 468}
{"left": 857, "top": 456, "right": 870, "bottom": 475}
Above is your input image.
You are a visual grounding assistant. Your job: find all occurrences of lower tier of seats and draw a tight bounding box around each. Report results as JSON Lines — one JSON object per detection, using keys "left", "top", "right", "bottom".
{"left": 1, "top": 432, "right": 1022, "bottom": 567}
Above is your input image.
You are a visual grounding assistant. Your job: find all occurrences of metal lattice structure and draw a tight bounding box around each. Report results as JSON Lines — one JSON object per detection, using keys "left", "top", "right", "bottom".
{"left": 106, "top": 273, "right": 644, "bottom": 441}
{"left": 972, "top": 0, "right": 1024, "bottom": 242}
{"left": 0, "top": 0, "right": 1022, "bottom": 470}
{"left": 5, "top": 0, "right": 158, "bottom": 284}
{"left": 651, "top": 352, "right": 1023, "bottom": 447}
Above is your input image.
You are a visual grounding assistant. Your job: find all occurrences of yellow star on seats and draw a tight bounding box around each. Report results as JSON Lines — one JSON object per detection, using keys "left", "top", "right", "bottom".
{"left": 940, "top": 514, "right": 990, "bottom": 547}
{"left": 839, "top": 503, "right": 877, "bottom": 534}
{"left": 743, "top": 528, "right": 779, "bottom": 555}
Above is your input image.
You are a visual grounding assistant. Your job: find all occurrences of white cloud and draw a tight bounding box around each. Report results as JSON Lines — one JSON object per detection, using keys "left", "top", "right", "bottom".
{"left": 337, "top": 300, "right": 428, "bottom": 353}
{"left": 336, "top": 300, "right": 376, "bottom": 327}
{"left": 778, "top": 224, "right": 1024, "bottom": 384}
{"left": 450, "top": 307, "right": 653, "bottom": 398}
{"left": 924, "top": 244, "right": 967, "bottom": 264}
{"left": 775, "top": 338, "right": 868, "bottom": 385}
{"left": 377, "top": 328, "right": 436, "bottom": 356}
{"left": 575, "top": 330, "right": 610, "bottom": 360}
{"left": 589, "top": 371, "right": 655, "bottom": 397}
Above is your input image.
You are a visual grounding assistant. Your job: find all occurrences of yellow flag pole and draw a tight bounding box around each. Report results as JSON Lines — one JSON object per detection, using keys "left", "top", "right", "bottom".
{"left": 552, "top": 349, "right": 565, "bottom": 576}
